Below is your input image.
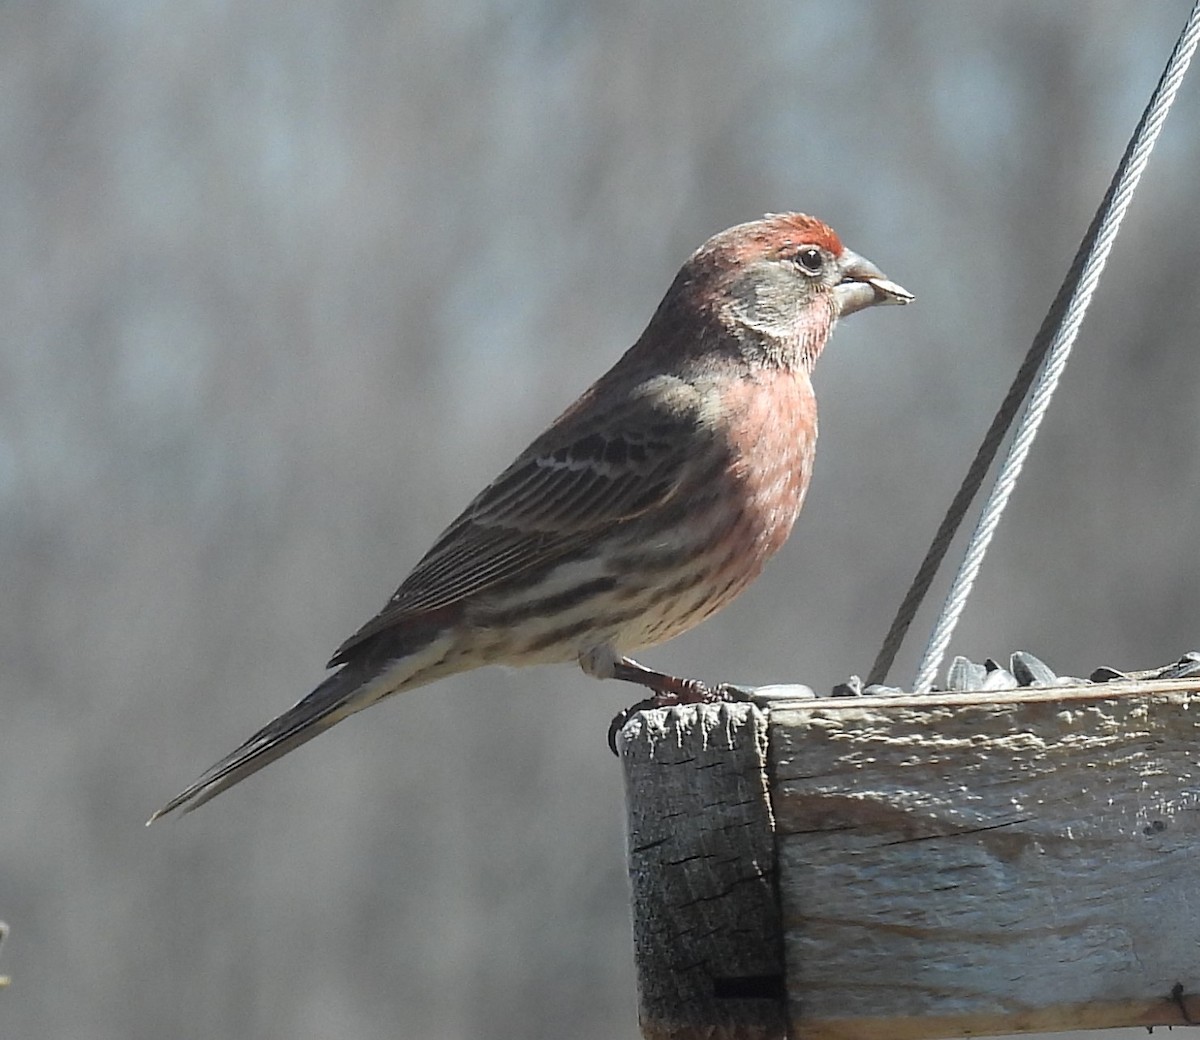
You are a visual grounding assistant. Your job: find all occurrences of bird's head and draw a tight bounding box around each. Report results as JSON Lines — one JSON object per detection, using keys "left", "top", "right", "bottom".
{"left": 674, "top": 213, "right": 913, "bottom": 370}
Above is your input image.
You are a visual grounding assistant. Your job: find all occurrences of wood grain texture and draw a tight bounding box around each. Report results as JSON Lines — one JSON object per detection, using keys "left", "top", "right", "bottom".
{"left": 620, "top": 702, "right": 786, "bottom": 1040}
{"left": 770, "top": 681, "right": 1200, "bottom": 1039}
{"left": 620, "top": 681, "right": 1200, "bottom": 1039}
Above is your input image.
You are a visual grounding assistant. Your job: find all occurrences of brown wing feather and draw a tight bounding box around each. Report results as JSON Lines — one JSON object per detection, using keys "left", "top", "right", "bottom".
{"left": 328, "top": 381, "right": 703, "bottom": 665}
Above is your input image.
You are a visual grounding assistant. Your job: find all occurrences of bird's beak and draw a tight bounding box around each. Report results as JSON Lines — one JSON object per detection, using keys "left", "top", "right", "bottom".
{"left": 834, "top": 249, "right": 914, "bottom": 317}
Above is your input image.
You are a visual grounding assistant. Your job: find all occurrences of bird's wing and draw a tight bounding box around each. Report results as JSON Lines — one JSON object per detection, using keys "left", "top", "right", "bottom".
{"left": 328, "top": 382, "right": 705, "bottom": 665}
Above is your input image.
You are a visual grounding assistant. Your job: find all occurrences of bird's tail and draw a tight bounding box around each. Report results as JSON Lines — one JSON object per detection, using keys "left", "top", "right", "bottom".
{"left": 148, "top": 642, "right": 445, "bottom": 823}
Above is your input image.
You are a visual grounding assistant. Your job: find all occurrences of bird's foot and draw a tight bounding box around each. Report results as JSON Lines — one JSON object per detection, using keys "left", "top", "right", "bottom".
{"left": 606, "top": 659, "right": 753, "bottom": 754}
{"left": 610, "top": 657, "right": 747, "bottom": 703}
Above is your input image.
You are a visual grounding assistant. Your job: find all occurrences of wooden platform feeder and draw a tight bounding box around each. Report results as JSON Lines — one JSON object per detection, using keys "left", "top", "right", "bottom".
{"left": 617, "top": 679, "right": 1200, "bottom": 1040}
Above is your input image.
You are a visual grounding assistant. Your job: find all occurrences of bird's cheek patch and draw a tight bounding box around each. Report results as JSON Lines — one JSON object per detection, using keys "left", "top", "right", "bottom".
{"left": 726, "top": 267, "right": 810, "bottom": 336}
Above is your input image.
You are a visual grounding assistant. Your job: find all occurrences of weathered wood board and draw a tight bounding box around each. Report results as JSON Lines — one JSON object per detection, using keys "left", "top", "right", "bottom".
{"left": 620, "top": 681, "right": 1200, "bottom": 1040}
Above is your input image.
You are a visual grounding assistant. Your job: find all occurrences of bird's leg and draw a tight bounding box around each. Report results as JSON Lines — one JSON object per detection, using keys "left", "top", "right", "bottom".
{"left": 599, "top": 654, "right": 753, "bottom": 755}
{"left": 580, "top": 644, "right": 727, "bottom": 703}
{"left": 610, "top": 656, "right": 717, "bottom": 704}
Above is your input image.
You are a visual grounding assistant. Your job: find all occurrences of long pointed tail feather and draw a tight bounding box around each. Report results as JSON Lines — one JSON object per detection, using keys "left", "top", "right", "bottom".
{"left": 148, "top": 662, "right": 393, "bottom": 823}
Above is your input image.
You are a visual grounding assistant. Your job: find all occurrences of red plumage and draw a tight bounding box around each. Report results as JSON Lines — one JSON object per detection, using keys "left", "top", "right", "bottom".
{"left": 151, "top": 213, "right": 912, "bottom": 821}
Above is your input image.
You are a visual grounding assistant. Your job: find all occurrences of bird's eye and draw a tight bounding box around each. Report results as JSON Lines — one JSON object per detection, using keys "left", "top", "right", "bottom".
{"left": 794, "top": 247, "right": 824, "bottom": 274}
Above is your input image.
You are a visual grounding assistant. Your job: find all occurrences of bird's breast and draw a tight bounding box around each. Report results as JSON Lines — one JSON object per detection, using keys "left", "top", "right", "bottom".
{"left": 712, "top": 365, "right": 818, "bottom": 557}
{"left": 603, "top": 367, "right": 819, "bottom": 651}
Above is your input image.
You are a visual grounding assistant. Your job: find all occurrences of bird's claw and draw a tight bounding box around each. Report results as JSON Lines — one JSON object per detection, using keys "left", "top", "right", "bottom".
{"left": 607, "top": 697, "right": 659, "bottom": 755}
{"left": 606, "top": 681, "right": 754, "bottom": 755}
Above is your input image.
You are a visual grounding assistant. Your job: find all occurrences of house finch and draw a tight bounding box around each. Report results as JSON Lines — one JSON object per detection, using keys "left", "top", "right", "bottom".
{"left": 150, "top": 213, "right": 911, "bottom": 821}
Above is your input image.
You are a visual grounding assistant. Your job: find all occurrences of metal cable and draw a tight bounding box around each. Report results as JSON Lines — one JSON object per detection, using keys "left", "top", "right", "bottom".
{"left": 867, "top": 0, "right": 1200, "bottom": 691}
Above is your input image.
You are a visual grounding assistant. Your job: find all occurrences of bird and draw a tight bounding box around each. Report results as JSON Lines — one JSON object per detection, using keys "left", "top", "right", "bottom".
{"left": 149, "top": 212, "right": 912, "bottom": 822}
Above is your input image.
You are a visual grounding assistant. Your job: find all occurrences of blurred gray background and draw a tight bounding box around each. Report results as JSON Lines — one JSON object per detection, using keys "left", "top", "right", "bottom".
{"left": 4, "top": 2, "right": 1199, "bottom": 1038}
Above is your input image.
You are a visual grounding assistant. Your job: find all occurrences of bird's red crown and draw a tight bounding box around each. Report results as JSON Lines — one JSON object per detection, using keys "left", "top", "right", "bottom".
{"left": 733, "top": 212, "right": 844, "bottom": 262}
